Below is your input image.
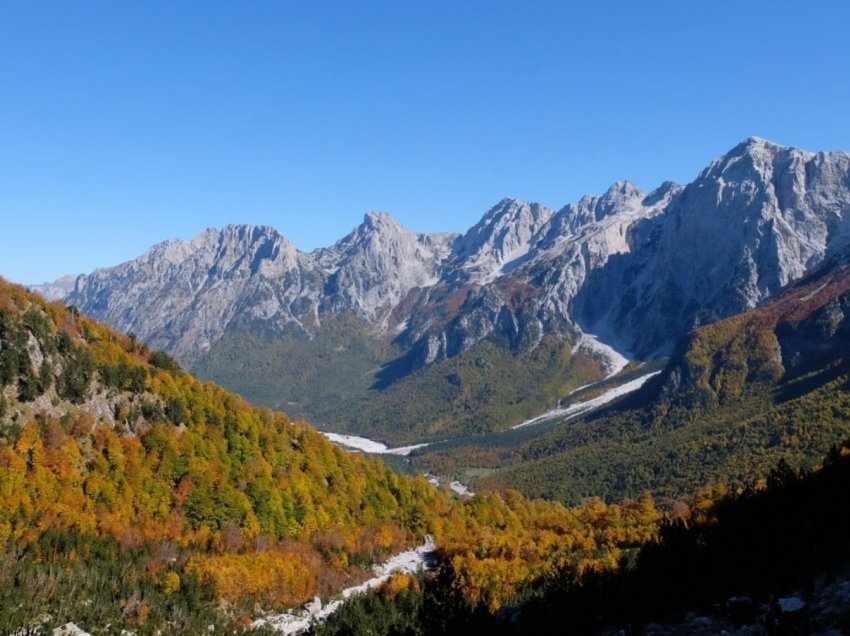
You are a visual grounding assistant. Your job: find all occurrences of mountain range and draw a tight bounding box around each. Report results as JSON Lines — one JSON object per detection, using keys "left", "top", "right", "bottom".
{"left": 13, "top": 137, "right": 850, "bottom": 633}
{"left": 34, "top": 137, "right": 850, "bottom": 442}
{"left": 437, "top": 244, "right": 850, "bottom": 504}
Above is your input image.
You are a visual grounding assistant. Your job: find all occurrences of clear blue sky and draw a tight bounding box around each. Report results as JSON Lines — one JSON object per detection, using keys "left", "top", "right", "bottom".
{"left": 2, "top": 1, "right": 849, "bottom": 284}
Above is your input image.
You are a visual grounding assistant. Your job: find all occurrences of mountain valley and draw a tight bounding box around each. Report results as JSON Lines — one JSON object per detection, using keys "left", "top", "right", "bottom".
{"left": 0, "top": 279, "right": 669, "bottom": 633}
{"left": 413, "top": 247, "right": 850, "bottom": 504}
{"left": 34, "top": 138, "right": 850, "bottom": 450}
{"left": 10, "top": 137, "right": 850, "bottom": 634}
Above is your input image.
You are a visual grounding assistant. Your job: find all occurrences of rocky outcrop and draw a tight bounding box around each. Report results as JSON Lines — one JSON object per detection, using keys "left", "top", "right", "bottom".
{"left": 66, "top": 225, "right": 321, "bottom": 362}
{"left": 44, "top": 138, "right": 850, "bottom": 383}
{"left": 576, "top": 137, "right": 850, "bottom": 357}
{"left": 316, "top": 211, "right": 457, "bottom": 327}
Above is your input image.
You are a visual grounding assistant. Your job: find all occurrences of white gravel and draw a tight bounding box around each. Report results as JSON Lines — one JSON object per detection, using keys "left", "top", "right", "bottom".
{"left": 321, "top": 432, "right": 429, "bottom": 456}
{"left": 512, "top": 370, "right": 661, "bottom": 430}
{"left": 252, "top": 536, "right": 436, "bottom": 634}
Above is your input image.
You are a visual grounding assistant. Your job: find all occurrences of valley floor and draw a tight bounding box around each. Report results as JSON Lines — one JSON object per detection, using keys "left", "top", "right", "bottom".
{"left": 319, "top": 432, "right": 429, "bottom": 456}
{"left": 511, "top": 369, "right": 661, "bottom": 430}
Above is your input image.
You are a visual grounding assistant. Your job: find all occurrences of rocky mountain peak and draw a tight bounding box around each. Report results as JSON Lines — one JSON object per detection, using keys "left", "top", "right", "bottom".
{"left": 537, "top": 180, "right": 655, "bottom": 248}
{"left": 711, "top": 136, "right": 792, "bottom": 171}
{"left": 602, "top": 179, "right": 644, "bottom": 202}
{"left": 589, "top": 180, "right": 646, "bottom": 219}
{"left": 319, "top": 213, "right": 455, "bottom": 326}
{"left": 40, "top": 137, "right": 850, "bottom": 394}
{"left": 340, "top": 211, "right": 417, "bottom": 253}
{"left": 734, "top": 135, "right": 781, "bottom": 152}
{"left": 362, "top": 210, "right": 400, "bottom": 230}
{"left": 451, "top": 197, "right": 555, "bottom": 282}
{"left": 64, "top": 224, "right": 317, "bottom": 363}
{"left": 468, "top": 197, "right": 552, "bottom": 234}
{"left": 643, "top": 181, "right": 683, "bottom": 206}
{"left": 576, "top": 138, "right": 850, "bottom": 358}
{"left": 701, "top": 136, "right": 824, "bottom": 189}
{"left": 140, "top": 223, "right": 302, "bottom": 281}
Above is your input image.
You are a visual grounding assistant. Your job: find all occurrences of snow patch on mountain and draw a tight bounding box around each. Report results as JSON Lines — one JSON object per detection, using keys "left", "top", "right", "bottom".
{"left": 449, "top": 480, "right": 474, "bottom": 497}
{"left": 512, "top": 370, "right": 662, "bottom": 430}
{"left": 572, "top": 333, "right": 630, "bottom": 377}
{"left": 51, "top": 624, "right": 92, "bottom": 636}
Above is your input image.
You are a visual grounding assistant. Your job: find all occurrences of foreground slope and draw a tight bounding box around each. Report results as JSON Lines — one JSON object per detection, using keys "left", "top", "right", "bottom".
{"left": 0, "top": 277, "right": 446, "bottom": 630}
{"left": 0, "top": 279, "right": 666, "bottom": 634}
{"left": 319, "top": 442, "right": 850, "bottom": 635}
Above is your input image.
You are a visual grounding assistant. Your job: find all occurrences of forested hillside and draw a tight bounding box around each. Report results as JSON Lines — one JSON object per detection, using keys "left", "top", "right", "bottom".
{"left": 412, "top": 250, "right": 850, "bottom": 504}
{"left": 194, "top": 319, "right": 605, "bottom": 444}
{"left": 0, "top": 278, "right": 444, "bottom": 631}
{"left": 0, "top": 279, "right": 665, "bottom": 634}
{"left": 316, "top": 442, "right": 850, "bottom": 635}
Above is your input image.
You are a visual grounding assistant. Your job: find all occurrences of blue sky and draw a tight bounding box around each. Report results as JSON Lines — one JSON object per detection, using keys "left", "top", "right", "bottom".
{"left": 2, "top": 1, "right": 849, "bottom": 284}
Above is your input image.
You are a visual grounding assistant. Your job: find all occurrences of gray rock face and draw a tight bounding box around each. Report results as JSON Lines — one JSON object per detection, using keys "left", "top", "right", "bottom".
{"left": 63, "top": 217, "right": 459, "bottom": 364}
{"left": 67, "top": 225, "right": 321, "bottom": 362}
{"left": 450, "top": 198, "right": 555, "bottom": 283}
{"left": 30, "top": 274, "right": 78, "bottom": 301}
{"left": 575, "top": 137, "right": 850, "bottom": 356}
{"left": 316, "top": 211, "right": 457, "bottom": 328}
{"left": 48, "top": 137, "right": 850, "bottom": 377}
{"left": 525, "top": 180, "right": 683, "bottom": 346}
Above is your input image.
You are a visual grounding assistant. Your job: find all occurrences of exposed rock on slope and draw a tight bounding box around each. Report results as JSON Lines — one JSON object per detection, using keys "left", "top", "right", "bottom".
{"left": 658, "top": 247, "right": 850, "bottom": 405}
{"left": 66, "top": 225, "right": 321, "bottom": 362}
{"left": 576, "top": 137, "right": 850, "bottom": 357}
{"left": 316, "top": 211, "right": 457, "bottom": 328}
{"left": 37, "top": 138, "right": 850, "bottom": 438}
